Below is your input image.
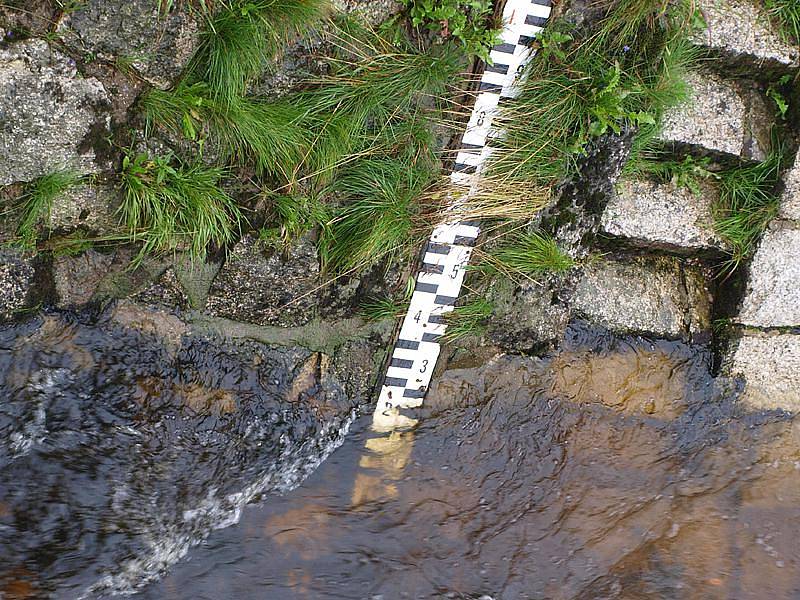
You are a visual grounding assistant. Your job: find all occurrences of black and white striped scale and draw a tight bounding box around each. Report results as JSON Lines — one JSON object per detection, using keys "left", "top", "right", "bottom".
{"left": 373, "top": 0, "right": 551, "bottom": 429}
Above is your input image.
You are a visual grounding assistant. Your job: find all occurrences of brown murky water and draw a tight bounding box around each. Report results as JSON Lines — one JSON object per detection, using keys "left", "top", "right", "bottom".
{"left": 140, "top": 325, "right": 800, "bottom": 600}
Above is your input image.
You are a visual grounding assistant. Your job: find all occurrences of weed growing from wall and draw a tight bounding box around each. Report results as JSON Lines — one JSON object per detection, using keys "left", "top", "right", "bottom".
{"left": 119, "top": 151, "right": 243, "bottom": 261}
{"left": 14, "top": 169, "right": 83, "bottom": 247}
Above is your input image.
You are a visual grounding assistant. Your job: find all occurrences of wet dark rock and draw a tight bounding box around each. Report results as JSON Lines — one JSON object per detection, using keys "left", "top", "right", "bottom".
{"left": 205, "top": 233, "right": 320, "bottom": 328}
{"left": 53, "top": 249, "right": 114, "bottom": 308}
{"left": 57, "top": 0, "right": 201, "bottom": 89}
{"left": 0, "top": 39, "right": 111, "bottom": 185}
{"left": 485, "top": 276, "right": 570, "bottom": 354}
{"left": 133, "top": 267, "right": 190, "bottom": 312}
{"left": 541, "top": 130, "right": 634, "bottom": 258}
{"left": 0, "top": 303, "right": 364, "bottom": 595}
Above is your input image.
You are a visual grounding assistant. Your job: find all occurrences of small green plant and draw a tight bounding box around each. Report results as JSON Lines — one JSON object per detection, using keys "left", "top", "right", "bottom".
{"left": 265, "top": 193, "right": 330, "bottom": 245}
{"left": 119, "top": 151, "right": 243, "bottom": 261}
{"left": 484, "top": 231, "right": 574, "bottom": 277}
{"left": 360, "top": 277, "right": 415, "bottom": 321}
{"left": 187, "top": 0, "right": 330, "bottom": 105}
{"left": 319, "top": 158, "right": 437, "bottom": 273}
{"left": 402, "top": 0, "right": 502, "bottom": 62}
{"left": 767, "top": 74, "right": 792, "bottom": 118}
{"left": 764, "top": 0, "right": 800, "bottom": 43}
{"left": 713, "top": 147, "right": 784, "bottom": 270}
{"left": 15, "top": 169, "right": 83, "bottom": 247}
{"left": 627, "top": 154, "right": 717, "bottom": 195}
{"left": 442, "top": 297, "right": 492, "bottom": 343}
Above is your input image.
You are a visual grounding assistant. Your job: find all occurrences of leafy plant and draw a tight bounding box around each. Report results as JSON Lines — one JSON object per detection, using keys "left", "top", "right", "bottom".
{"left": 442, "top": 297, "right": 492, "bottom": 343}
{"left": 484, "top": 231, "right": 574, "bottom": 277}
{"left": 627, "top": 154, "right": 717, "bottom": 195}
{"left": 119, "top": 151, "right": 243, "bottom": 261}
{"left": 15, "top": 169, "right": 83, "bottom": 247}
{"left": 402, "top": 0, "right": 502, "bottom": 62}
{"left": 767, "top": 74, "right": 792, "bottom": 118}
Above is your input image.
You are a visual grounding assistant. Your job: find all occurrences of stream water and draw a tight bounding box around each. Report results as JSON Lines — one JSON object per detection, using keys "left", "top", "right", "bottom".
{"left": 1, "top": 312, "right": 799, "bottom": 599}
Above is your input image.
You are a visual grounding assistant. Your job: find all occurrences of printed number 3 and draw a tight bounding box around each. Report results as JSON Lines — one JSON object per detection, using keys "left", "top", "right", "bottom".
{"left": 420, "top": 360, "right": 429, "bottom": 373}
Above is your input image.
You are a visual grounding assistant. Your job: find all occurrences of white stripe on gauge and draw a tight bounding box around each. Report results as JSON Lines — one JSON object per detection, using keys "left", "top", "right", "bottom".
{"left": 373, "top": 0, "right": 551, "bottom": 431}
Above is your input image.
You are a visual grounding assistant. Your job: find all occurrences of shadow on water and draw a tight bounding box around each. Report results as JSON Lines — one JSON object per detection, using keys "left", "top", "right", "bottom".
{"left": 1, "top": 311, "right": 799, "bottom": 599}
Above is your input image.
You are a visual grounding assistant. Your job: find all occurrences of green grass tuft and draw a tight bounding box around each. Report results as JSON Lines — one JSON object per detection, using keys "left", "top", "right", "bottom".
{"left": 485, "top": 231, "right": 574, "bottom": 277}
{"left": 15, "top": 169, "right": 83, "bottom": 247}
{"left": 263, "top": 192, "right": 331, "bottom": 245}
{"left": 319, "top": 157, "right": 438, "bottom": 273}
{"left": 765, "top": 0, "right": 800, "bottom": 43}
{"left": 119, "top": 150, "right": 243, "bottom": 261}
{"left": 442, "top": 297, "right": 493, "bottom": 343}
{"left": 713, "top": 148, "right": 784, "bottom": 270}
{"left": 188, "top": 0, "right": 330, "bottom": 105}
{"left": 360, "top": 276, "right": 415, "bottom": 321}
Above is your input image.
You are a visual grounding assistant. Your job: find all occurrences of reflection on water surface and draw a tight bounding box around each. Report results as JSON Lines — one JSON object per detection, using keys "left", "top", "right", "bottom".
{"left": 1, "top": 313, "right": 798, "bottom": 599}
{"left": 147, "top": 326, "right": 800, "bottom": 599}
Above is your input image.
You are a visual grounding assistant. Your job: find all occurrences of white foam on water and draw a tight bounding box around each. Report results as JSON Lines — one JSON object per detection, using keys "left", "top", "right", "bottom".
{"left": 80, "top": 410, "right": 357, "bottom": 598}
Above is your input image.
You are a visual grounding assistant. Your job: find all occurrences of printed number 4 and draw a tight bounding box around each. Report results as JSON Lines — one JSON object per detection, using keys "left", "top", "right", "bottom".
{"left": 414, "top": 310, "right": 422, "bottom": 323}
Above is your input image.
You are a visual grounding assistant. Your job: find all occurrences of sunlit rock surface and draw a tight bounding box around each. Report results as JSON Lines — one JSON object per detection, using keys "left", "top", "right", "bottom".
{"left": 602, "top": 178, "right": 726, "bottom": 253}
{"left": 726, "top": 331, "right": 800, "bottom": 412}
{"left": 0, "top": 40, "right": 110, "bottom": 185}
{"left": 57, "top": 0, "right": 201, "bottom": 89}
{"left": 691, "top": 0, "right": 799, "bottom": 70}
{"left": 572, "top": 256, "right": 712, "bottom": 340}
{"left": 659, "top": 71, "right": 772, "bottom": 161}
{"left": 737, "top": 224, "right": 800, "bottom": 328}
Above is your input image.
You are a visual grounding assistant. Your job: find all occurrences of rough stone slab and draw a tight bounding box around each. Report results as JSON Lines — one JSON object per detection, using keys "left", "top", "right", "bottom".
{"left": 659, "top": 71, "right": 772, "bottom": 161}
{"left": 737, "top": 224, "right": 800, "bottom": 327}
{"left": 572, "top": 256, "right": 712, "bottom": 339}
{"left": 57, "top": 0, "right": 200, "bottom": 89}
{"left": 691, "top": 0, "right": 799, "bottom": 70}
{"left": 779, "top": 148, "right": 800, "bottom": 221}
{"left": 48, "top": 182, "right": 117, "bottom": 233}
{"left": 726, "top": 331, "right": 800, "bottom": 412}
{"left": 54, "top": 249, "right": 114, "bottom": 308}
{"left": 486, "top": 277, "right": 570, "bottom": 353}
{"left": 0, "top": 40, "right": 110, "bottom": 185}
{"left": 0, "top": 249, "right": 36, "bottom": 321}
{"left": 602, "top": 178, "right": 725, "bottom": 252}
{"left": 205, "top": 233, "right": 320, "bottom": 327}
